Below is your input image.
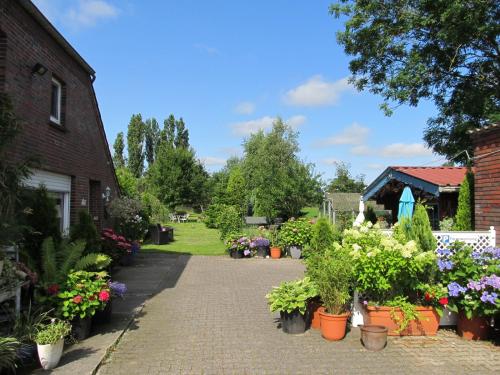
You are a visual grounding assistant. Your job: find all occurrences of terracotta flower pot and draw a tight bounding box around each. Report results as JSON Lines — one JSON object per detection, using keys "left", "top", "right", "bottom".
{"left": 457, "top": 313, "right": 490, "bottom": 340}
{"left": 360, "top": 325, "right": 388, "bottom": 351}
{"left": 270, "top": 246, "right": 281, "bottom": 259}
{"left": 318, "top": 307, "right": 350, "bottom": 341}
{"left": 365, "top": 305, "right": 439, "bottom": 336}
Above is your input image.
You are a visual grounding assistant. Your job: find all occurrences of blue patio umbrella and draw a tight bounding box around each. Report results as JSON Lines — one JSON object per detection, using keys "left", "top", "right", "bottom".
{"left": 398, "top": 186, "right": 415, "bottom": 221}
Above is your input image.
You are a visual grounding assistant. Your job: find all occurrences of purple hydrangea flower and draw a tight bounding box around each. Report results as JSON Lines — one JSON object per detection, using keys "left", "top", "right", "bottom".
{"left": 438, "top": 259, "right": 454, "bottom": 271}
{"left": 252, "top": 237, "right": 270, "bottom": 247}
{"left": 467, "top": 280, "right": 484, "bottom": 291}
{"left": 484, "top": 247, "right": 500, "bottom": 259}
{"left": 482, "top": 274, "right": 500, "bottom": 289}
{"left": 437, "top": 248, "right": 451, "bottom": 257}
{"left": 480, "top": 291, "right": 498, "bottom": 304}
{"left": 448, "top": 282, "right": 466, "bottom": 297}
{"left": 243, "top": 249, "right": 251, "bottom": 256}
{"left": 109, "top": 281, "right": 127, "bottom": 298}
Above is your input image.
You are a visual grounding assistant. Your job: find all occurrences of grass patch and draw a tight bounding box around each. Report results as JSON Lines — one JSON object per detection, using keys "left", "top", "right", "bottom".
{"left": 142, "top": 222, "right": 225, "bottom": 256}
{"left": 301, "top": 206, "right": 320, "bottom": 218}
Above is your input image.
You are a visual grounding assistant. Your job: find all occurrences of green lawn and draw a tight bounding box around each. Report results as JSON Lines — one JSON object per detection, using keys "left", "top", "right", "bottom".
{"left": 301, "top": 206, "right": 320, "bottom": 218}
{"left": 142, "top": 221, "right": 225, "bottom": 256}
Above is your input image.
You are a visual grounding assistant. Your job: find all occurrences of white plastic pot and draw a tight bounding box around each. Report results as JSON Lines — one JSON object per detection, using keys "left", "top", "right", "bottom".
{"left": 37, "top": 338, "right": 64, "bottom": 370}
{"left": 351, "top": 291, "right": 367, "bottom": 327}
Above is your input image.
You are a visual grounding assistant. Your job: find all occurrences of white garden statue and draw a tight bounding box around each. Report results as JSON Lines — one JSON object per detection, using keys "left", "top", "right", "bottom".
{"left": 353, "top": 197, "right": 365, "bottom": 227}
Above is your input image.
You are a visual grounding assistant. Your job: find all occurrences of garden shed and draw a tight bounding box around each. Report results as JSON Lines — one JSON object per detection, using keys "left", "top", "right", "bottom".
{"left": 322, "top": 192, "right": 386, "bottom": 225}
{"left": 363, "top": 166, "right": 468, "bottom": 229}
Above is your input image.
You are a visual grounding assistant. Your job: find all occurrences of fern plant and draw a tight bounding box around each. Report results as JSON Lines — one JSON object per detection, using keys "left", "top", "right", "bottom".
{"left": 39, "top": 237, "right": 111, "bottom": 287}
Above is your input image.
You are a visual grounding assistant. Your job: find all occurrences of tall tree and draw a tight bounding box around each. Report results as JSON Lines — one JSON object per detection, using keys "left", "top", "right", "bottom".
{"left": 327, "top": 161, "right": 365, "bottom": 193}
{"left": 113, "top": 132, "right": 126, "bottom": 168}
{"left": 225, "top": 166, "right": 247, "bottom": 215}
{"left": 175, "top": 117, "right": 189, "bottom": 149}
{"left": 127, "top": 114, "right": 145, "bottom": 178}
{"left": 331, "top": 0, "right": 499, "bottom": 163}
{"left": 161, "top": 114, "right": 176, "bottom": 148}
{"left": 453, "top": 172, "right": 474, "bottom": 230}
{"left": 144, "top": 118, "right": 160, "bottom": 167}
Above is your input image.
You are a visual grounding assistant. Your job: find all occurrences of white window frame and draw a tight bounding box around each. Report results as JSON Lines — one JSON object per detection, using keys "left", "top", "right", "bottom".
{"left": 50, "top": 77, "right": 62, "bottom": 124}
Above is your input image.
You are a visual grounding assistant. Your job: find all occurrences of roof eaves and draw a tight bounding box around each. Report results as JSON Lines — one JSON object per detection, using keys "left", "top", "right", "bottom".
{"left": 18, "top": 0, "right": 95, "bottom": 76}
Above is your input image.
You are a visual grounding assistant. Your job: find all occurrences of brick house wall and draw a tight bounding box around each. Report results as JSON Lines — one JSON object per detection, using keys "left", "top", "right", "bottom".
{"left": 472, "top": 125, "right": 500, "bottom": 237}
{"left": 0, "top": 0, "right": 119, "bottom": 230}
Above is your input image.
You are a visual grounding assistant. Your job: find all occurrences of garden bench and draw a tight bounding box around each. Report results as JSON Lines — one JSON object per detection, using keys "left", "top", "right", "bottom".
{"left": 149, "top": 224, "right": 174, "bottom": 245}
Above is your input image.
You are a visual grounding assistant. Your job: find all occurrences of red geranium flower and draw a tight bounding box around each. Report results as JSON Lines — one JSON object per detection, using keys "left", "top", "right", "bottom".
{"left": 47, "top": 284, "right": 59, "bottom": 295}
{"left": 439, "top": 297, "right": 449, "bottom": 306}
{"left": 73, "top": 295, "right": 83, "bottom": 304}
{"left": 424, "top": 292, "right": 432, "bottom": 301}
{"left": 99, "top": 290, "right": 110, "bottom": 302}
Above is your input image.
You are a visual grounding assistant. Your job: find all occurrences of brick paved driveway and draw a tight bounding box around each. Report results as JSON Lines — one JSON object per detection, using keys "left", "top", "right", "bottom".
{"left": 98, "top": 255, "right": 499, "bottom": 375}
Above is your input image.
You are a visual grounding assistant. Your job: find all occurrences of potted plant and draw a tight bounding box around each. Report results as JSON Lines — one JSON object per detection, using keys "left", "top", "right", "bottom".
{"left": 266, "top": 277, "right": 318, "bottom": 334}
{"left": 314, "top": 245, "right": 353, "bottom": 340}
{"left": 0, "top": 337, "right": 20, "bottom": 373}
{"left": 35, "top": 318, "right": 71, "bottom": 370}
{"left": 14, "top": 306, "right": 51, "bottom": 365}
{"left": 225, "top": 234, "right": 251, "bottom": 259}
{"left": 57, "top": 270, "right": 110, "bottom": 340}
{"left": 279, "top": 218, "right": 312, "bottom": 259}
{"left": 92, "top": 281, "right": 127, "bottom": 325}
{"left": 438, "top": 244, "right": 499, "bottom": 340}
{"left": 250, "top": 237, "right": 270, "bottom": 258}
{"left": 269, "top": 228, "right": 281, "bottom": 259}
{"left": 347, "top": 223, "right": 442, "bottom": 336}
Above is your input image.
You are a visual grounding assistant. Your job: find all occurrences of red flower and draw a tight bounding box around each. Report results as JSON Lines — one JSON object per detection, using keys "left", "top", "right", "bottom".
{"left": 99, "top": 290, "right": 110, "bottom": 302}
{"left": 47, "top": 284, "right": 59, "bottom": 295}
{"left": 439, "top": 297, "right": 449, "bottom": 306}
{"left": 73, "top": 295, "right": 83, "bottom": 304}
{"left": 89, "top": 294, "right": 96, "bottom": 301}
{"left": 424, "top": 292, "right": 432, "bottom": 301}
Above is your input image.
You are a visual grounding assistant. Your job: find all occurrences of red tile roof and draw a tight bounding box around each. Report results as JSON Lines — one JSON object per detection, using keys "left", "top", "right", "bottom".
{"left": 391, "top": 166, "right": 468, "bottom": 187}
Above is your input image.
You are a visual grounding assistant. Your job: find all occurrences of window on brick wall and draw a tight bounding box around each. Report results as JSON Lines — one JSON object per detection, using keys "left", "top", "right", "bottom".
{"left": 50, "top": 77, "right": 62, "bottom": 124}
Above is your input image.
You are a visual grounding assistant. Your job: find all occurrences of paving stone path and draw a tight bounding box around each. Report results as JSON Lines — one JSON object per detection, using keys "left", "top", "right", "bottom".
{"left": 98, "top": 255, "right": 499, "bottom": 375}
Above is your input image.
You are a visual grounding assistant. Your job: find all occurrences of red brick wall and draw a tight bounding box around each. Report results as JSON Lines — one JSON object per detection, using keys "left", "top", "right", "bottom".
{"left": 0, "top": 0, "right": 119, "bottom": 229}
{"left": 473, "top": 127, "right": 500, "bottom": 235}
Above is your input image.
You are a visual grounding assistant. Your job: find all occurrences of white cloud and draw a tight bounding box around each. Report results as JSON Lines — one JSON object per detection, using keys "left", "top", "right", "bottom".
{"left": 367, "top": 163, "right": 384, "bottom": 170}
{"left": 380, "top": 143, "right": 433, "bottom": 158}
{"left": 350, "top": 145, "right": 372, "bottom": 156}
{"left": 65, "top": 0, "right": 118, "bottom": 28}
{"left": 219, "top": 147, "right": 242, "bottom": 157}
{"left": 194, "top": 43, "right": 219, "bottom": 55}
{"left": 287, "top": 115, "right": 307, "bottom": 129}
{"left": 316, "top": 123, "right": 370, "bottom": 147}
{"left": 284, "top": 75, "right": 353, "bottom": 107}
{"left": 231, "top": 115, "right": 306, "bottom": 136}
{"left": 200, "top": 156, "right": 226, "bottom": 166}
{"left": 234, "top": 101, "right": 255, "bottom": 115}
{"left": 321, "top": 158, "right": 339, "bottom": 166}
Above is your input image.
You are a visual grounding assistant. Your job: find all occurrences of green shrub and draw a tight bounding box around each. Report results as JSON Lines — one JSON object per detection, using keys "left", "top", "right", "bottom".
{"left": 411, "top": 203, "right": 437, "bottom": 252}
{"left": 309, "top": 217, "right": 338, "bottom": 254}
{"left": 108, "top": 196, "right": 149, "bottom": 241}
{"left": 203, "top": 203, "right": 226, "bottom": 229}
{"left": 216, "top": 205, "right": 243, "bottom": 239}
{"left": 279, "top": 219, "right": 312, "bottom": 247}
{"left": 141, "top": 191, "right": 169, "bottom": 224}
{"left": 453, "top": 171, "right": 474, "bottom": 230}
{"left": 266, "top": 277, "right": 318, "bottom": 315}
{"left": 439, "top": 217, "right": 454, "bottom": 231}
{"left": 70, "top": 210, "right": 100, "bottom": 253}
{"left": 34, "top": 319, "right": 71, "bottom": 345}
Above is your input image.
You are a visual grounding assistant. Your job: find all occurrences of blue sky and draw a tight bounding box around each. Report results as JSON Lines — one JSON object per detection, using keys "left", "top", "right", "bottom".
{"left": 34, "top": 0, "right": 442, "bottom": 183}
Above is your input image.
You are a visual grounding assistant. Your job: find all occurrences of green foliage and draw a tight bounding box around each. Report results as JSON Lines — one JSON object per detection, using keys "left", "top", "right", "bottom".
{"left": 13, "top": 305, "right": 51, "bottom": 344}
{"left": 0, "top": 94, "right": 33, "bottom": 247}
{"left": 34, "top": 319, "right": 72, "bottom": 345}
{"left": 115, "top": 167, "right": 140, "bottom": 198}
{"left": 386, "top": 296, "right": 421, "bottom": 333}
{"left": 314, "top": 246, "right": 353, "bottom": 315}
{"left": 140, "top": 191, "right": 169, "bottom": 224}
{"left": 331, "top": 0, "right": 499, "bottom": 162}
{"left": 127, "top": 113, "right": 146, "bottom": 178}
{"left": 108, "top": 196, "right": 149, "bottom": 241}
{"left": 20, "top": 186, "right": 61, "bottom": 271}
{"left": 344, "top": 223, "right": 437, "bottom": 307}
{"left": 203, "top": 203, "right": 226, "bottom": 229}
{"left": 70, "top": 210, "right": 100, "bottom": 253}
{"left": 242, "top": 118, "right": 322, "bottom": 219}
{"left": 144, "top": 118, "right": 160, "bottom": 166}
{"left": 411, "top": 203, "right": 437, "bottom": 252}
{"left": 225, "top": 166, "right": 247, "bottom": 215}
{"left": 439, "top": 217, "right": 455, "bottom": 231}
{"left": 215, "top": 205, "right": 243, "bottom": 240}
{"left": 57, "top": 271, "right": 109, "bottom": 320}
{"left": 266, "top": 277, "right": 318, "bottom": 315}
{"left": 0, "top": 337, "right": 20, "bottom": 371}
{"left": 279, "top": 219, "right": 312, "bottom": 247}
{"left": 73, "top": 253, "right": 111, "bottom": 272}
{"left": 327, "top": 161, "right": 365, "bottom": 193}
{"left": 454, "top": 172, "right": 474, "bottom": 230}
{"left": 308, "top": 217, "right": 339, "bottom": 256}
{"left": 113, "top": 131, "right": 126, "bottom": 168}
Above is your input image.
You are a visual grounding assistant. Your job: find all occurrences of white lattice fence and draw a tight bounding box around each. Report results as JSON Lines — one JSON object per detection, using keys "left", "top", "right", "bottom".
{"left": 381, "top": 226, "right": 496, "bottom": 252}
